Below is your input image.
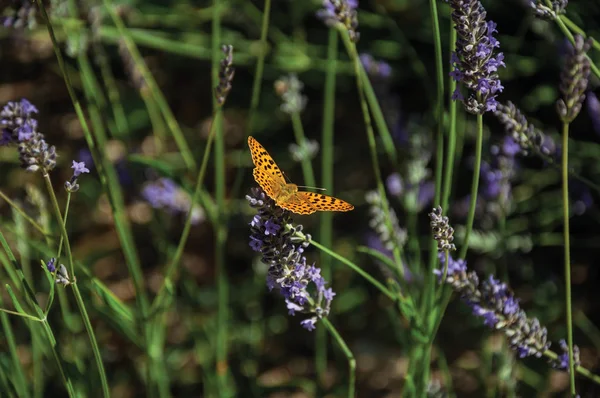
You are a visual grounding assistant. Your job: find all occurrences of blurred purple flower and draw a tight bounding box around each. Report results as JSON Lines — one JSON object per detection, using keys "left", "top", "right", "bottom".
{"left": 77, "top": 148, "right": 133, "bottom": 187}
{"left": 386, "top": 173, "right": 403, "bottom": 197}
{"left": 360, "top": 53, "right": 392, "bottom": 79}
{"left": 247, "top": 187, "right": 334, "bottom": 330}
{"left": 1, "top": 1, "right": 38, "bottom": 29}
{"left": 317, "top": 0, "right": 358, "bottom": 23}
{"left": 418, "top": 181, "right": 435, "bottom": 209}
{"left": 142, "top": 178, "right": 204, "bottom": 225}
{"left": 587, "top": 92, "right": 600, "bottom": 135}
{"left": 317, "top": 0, "right": 360, "bottom": 42}
{"left": 570, "top": 179, "right": 594, "bottom": 216}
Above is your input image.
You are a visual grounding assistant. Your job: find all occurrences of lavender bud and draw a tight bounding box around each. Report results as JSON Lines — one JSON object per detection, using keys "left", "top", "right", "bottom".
{"left": 529, "top": 0, "right": 568, "bottom": 20}
{"left": 495, "top": 101, "right": 549, "bottom": 156}
{"left": 366, "top": 191, "right": 407, "bottom": 252}
{"left": 275, "top": 74, "right": 308, "bottom": 114}
{"left": 556, "top": 35, "right": 592, "bottom": 123}
{"left": 550, "top": 339, "right": 581, "bottom": 372}
{"left": 318, "top": 0, "right": 360, "bottom": 43}
{"left": 18, "top": 132, "right": 57, "bottom": 174}
{"left": 215, "top": 45, "right": 235, "bottom": 106}
{"left": 428, "top": 207, "right": 456, "bottom": 252}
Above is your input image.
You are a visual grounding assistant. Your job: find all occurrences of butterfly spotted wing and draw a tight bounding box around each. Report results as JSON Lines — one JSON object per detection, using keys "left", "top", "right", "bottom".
{"left": 296, "top": 192, "right": 354, "bottom": 213}
{"left": 248, "top": 136, "right": 286, "bottom": 200}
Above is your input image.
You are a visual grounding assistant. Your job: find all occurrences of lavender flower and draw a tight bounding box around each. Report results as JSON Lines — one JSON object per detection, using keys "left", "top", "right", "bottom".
{"left": 437, "top": 252, "right": 551, "bottom": 358}
{"left": 289, "top": 139, "right": 319, "bottom": 162}
{"left": 142, "top": 178, "right": 205, "bottom": 225}
{"left": 529, "top": 0, "right": 568, "bottom": 20}
{"left": 479, "top": 137, "right": 518, "bottom": 213}
{"left": 18, "top": 131, "right": 57, "bottom": 174}
{"left": 557, "top": 35, "right": 592, "bottom": 123}
{"left": 386, "top": 173, "right": 403, "bottom": 197}
{"left": 449, "top": 0, "right": 505, "bottom": 114}
{"left": 551, "top": 339, "right": 581, "bottom": 372}
{"left": 495, "top": 101, "right": 556, "bottom": 157}
{"left": 1, "top": 0, "right": 38, "bottom": 29}
{"left": 429, "top": 207, "right": 456, "bottom": 252}
{"left": 366, "top": 191, "right": 407, "bottom": 252}
{"left": 215, "top": 44, "right": 235, "bottom": 106}
{"left": 247, "top": 187, "right": 334, "bottom": 330}
{"left": 360, "top": 53, "right": 392, "bottom": 79}
{"left": 0, "top": 98, "right": 38, "bottom": 145}
{"left": 317, "top": 0, "right": 359, "bottom": 42}
{"left": 65, "top": 161, "right": 90, "bottom": 193}
{"left": 430, "top": 210, "right": 550, "bottom": 358}
{"left": 44, "top": 258, "right": 71, "bottom": 285}
{"left": 45, "top": 257, "right": 57, "bottom": 273}
{"left": 275, "top": 74, "right": 307, "bottom": 114}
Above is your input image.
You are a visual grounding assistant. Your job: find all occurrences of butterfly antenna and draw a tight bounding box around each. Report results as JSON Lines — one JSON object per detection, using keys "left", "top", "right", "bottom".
{"left": 296, "top": 185, "right": 327, "bottom": 191}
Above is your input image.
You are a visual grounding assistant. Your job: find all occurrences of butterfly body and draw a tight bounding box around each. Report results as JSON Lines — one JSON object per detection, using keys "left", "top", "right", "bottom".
{"left": 248, "top": 136, "right": 354, "bottom": 215}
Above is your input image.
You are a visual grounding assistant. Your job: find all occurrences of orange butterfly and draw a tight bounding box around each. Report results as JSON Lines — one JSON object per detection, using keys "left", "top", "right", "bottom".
{"left": 248, "top": 136, "right": 354, "bottom": 215}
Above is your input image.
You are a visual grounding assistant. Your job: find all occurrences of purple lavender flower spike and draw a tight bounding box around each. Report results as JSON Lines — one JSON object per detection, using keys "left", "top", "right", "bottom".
{"left": 437, "top": 252, "right": 551, "bottom": 358}
{"left": 430, "top": 208, "right": 551, "bottom": 359}
{"left": 449, "top": 0, "right": 505, "bottom": 114}
{"left": 247, "top": 187, "right": 334, "bottom": 330}
{"left": 557, "top": 35, "right": 592, "bottom": 123}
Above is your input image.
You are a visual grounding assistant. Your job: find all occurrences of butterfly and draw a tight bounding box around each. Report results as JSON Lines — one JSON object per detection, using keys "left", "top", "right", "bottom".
{"left": 248, "top": 136, "right": 354, "bottom": 215}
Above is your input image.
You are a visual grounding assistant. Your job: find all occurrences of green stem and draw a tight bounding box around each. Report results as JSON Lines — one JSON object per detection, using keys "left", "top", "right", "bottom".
{"left": 42, "top": 174, "right": 110, "bottom": 398}
{"left": 561, "top": 121, "right": 576, "bottom": 393}
{"left": 40, "top": 319, "right": 77, "bottom": 396}
{"left": 560, "top": 16, "right": 600, "bottom": 52}
{"left": 339, "top": 29, "right": 405, "bottom": 280}
{"left": 247, "top": 0, "right": 271, "bottom": 134}
{"left": 290, "top": 112, "right": 316, "bottom": 188}
{"left": 459, "top": 114, "right": 483, "bottom": 260}
{"left": 317, "top": 27, "right": 338, "bottom": 386}
{"left": 211, "top": 3, "right": 230, "bottom": 395}
{"left": 321, "top": 318, "right": 355, "bottom": 398}
{"left": 151, "top": 111, "right": 221, "bottom": 312}
{"left": 442, "top": 23, "right": 458, "bottom": 212}
{"left": 309, "top": 238, "right": 395, "bottom": 301}
{"left": 551, "top": 12, "right": 600, "bottom": 79}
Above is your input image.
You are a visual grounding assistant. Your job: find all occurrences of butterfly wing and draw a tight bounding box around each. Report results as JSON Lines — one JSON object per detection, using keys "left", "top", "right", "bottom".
{"left": 278, "top": 193, "right": 317, "bottom": 215}
{"left": 248, "top": 136, "right": 287, "bottom": 200}
{"left": 296, "top": 191, "right": 354, "bottom": 212}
